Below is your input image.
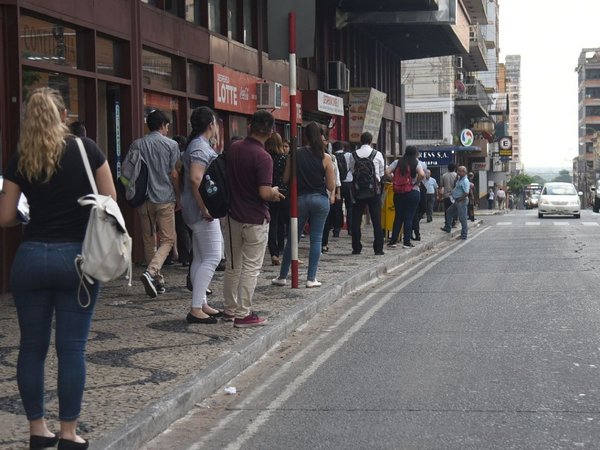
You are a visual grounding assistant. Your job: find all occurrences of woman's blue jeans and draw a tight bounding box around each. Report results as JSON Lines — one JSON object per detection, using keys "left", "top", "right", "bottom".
{"left": 280, "top": 193, "right": 330, "bottom": 281}
{"left": 390, "top": 190, "right": 421, "bottom": 245}
{"left": 10, "top": 242, "right": 99, "bottom": 421}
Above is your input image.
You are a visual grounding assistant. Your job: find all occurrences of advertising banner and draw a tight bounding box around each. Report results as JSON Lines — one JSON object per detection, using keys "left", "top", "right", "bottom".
{"left": 362, "top": 88, "right": 387, "bottom": 141}
{"left": 349, "top": 88, "right": 387, "bottom": 143}
{"left": 212, "top": 65, "right": 302, "bottom": 123}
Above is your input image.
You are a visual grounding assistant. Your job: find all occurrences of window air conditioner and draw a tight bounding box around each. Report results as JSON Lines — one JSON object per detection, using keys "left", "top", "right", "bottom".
{"left": 327, "top": 61, "right": 350, "bottom": 92}
{"left": 256, "top": 82, "right": 282, "bottom": 109}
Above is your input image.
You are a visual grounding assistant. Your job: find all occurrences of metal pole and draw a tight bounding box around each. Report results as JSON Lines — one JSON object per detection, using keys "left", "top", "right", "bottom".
{"left": 289, "top": 12, "right": 299, "bottom": 288}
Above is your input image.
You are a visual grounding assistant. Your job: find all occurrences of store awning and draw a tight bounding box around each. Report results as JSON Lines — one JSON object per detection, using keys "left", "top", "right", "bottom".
{"left": 416, "top": 145, "right": 481, "bottom": 152}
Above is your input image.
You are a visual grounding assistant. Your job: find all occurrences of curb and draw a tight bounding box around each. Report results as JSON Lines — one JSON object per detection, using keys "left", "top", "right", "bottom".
{"left": 91, "top": 220, "right": 482, "bottom": 450}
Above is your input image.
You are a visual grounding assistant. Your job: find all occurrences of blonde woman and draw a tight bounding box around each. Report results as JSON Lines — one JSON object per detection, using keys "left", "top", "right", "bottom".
{"left": 0, "top": 88, "right": 116, "bottom": 450}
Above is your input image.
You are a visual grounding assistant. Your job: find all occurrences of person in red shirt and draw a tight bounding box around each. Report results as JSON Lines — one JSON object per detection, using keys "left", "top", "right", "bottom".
{"left": 222, "top": 111, "right": 285, "bottom": 327}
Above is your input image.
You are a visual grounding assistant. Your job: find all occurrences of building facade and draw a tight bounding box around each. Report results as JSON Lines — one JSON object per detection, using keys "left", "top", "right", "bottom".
{"left": 0, "top": 0, "right": 472, "bottom": 292}
{"left": 504, "top": 54, "right": 521, "bottom": 174}
{"left": 575, "top": 48, "right": 600, "bottom": 200}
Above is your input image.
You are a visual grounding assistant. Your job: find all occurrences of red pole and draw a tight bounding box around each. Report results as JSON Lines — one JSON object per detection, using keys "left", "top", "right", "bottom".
{"left": 289, "top": 12, "right": 299, "bottom": 289}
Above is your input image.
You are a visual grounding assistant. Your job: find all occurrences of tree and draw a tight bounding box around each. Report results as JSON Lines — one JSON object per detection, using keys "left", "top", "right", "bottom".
{"left": 507, "top": 173, "right": 534, "bottom": 194}
{"left": 531, "top": 175, "right": 546, "bottom": 185}
{"left": 552, "top": 170, "right": 572, "bottom": 183}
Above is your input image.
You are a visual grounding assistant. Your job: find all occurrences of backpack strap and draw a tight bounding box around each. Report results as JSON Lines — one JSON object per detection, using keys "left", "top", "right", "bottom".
{"left": 352, "top": 150, "right": 360, "bottom": 162}
{"left": 75, "top": 137, "right": 98, "bottom": 195}
{"left": 368, "top": 149, "right": 377, "bottom": 161}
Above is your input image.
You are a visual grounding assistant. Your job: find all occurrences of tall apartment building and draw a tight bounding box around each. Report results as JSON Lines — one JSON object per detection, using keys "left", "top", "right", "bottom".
{"left": 505, "top": 55, "right": 522, "bottom": 173}
{"left": 402, "top": 0, "right": 502, "bottom": 207}
{"left": 575, "top": 48, "right": 600, "bottom": 196}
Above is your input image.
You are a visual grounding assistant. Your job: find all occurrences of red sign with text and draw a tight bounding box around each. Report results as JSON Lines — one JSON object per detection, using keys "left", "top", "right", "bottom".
{"left": 213, "top": 65, "right": 301, "bottom": 123}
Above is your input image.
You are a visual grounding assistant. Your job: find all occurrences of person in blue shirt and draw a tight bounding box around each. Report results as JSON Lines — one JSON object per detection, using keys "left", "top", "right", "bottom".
{"left": 441, "top": 165, "right": 470, "bottom": 239}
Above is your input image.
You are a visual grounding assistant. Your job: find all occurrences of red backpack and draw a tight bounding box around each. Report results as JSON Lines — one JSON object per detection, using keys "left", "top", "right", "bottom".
{"left": 393, "top": 163, "right": 413, "bottom": 194}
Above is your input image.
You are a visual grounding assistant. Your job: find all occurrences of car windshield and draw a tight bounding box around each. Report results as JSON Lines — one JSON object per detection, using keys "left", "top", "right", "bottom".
{"left": 543, "top": 185, "right": 577, "bottom": 195}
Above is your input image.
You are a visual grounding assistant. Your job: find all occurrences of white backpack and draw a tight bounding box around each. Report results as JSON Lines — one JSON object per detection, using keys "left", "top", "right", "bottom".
{"left": 74, "top": 138, "right": 132, "bottom": 307}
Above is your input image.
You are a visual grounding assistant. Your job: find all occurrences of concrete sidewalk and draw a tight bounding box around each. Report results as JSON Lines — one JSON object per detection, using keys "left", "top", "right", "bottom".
{"left": 0, "top": 214, "right": 482, "bottom": 450}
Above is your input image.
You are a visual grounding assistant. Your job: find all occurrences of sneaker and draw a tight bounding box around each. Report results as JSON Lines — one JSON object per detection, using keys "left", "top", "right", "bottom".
{"left": 271, "top": 255, "right": 280, "bottom": 266}
{"left": 374, "top": 251, "right": 385, "bottom": 256}
{"left": 222, "top": 312, "right": 235, "bottom": 322}
{"left": 155, "top": 283, "right": 166, "bottom": 294}
{"left": 306, "top": 279, "right": 322, "bottom": 288}
{"left": 141, "top": 271, "right": 157, "bottom": 298}
{"left": 234, "top": 313, "right": 267, "bottom": 328}
{"left": 321, "top": 246, "right": 329, "bottom": 253}
{"left": 440, "top": 227, "right": 450, "bottom": 233}
{"left": 272, "top": 277, "right": 287, "bottom": 286}
{"left": 387, "top": 242, "right": 397, "bottom": 248}
{"left": 402, "top": 242, "right": 415, "bottom": 249}
{"left": 412, "top": 235, "right": 421, "bottom": 241}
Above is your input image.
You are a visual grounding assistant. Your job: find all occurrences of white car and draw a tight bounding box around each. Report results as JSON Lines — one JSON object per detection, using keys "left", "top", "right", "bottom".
{"left": 538, "top": 182, "right": 582, "bottom": 219}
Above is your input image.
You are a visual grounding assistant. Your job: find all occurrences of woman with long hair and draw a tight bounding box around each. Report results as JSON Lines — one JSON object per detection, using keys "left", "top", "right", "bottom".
{"left": 385, "top": 146, "right": 425, "bottom": 249}
{"left": 272, "top": 122, "right": 335, "bottom": 288}
{"left": 0, "top": 88, "right": 117, "bottom": 449}
{"left": 181, "top": 106, "right": 224, "bottom": 324}
{"left": 265, "top": 132, "right": 289, "bottom": 265}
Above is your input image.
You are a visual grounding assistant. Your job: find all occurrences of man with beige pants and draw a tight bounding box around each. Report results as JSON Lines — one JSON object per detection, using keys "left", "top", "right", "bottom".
{"left": 222, "top": 110, "right": 285, "bottom": 327}
{"left": 132, "top": 109, "right": 181, "bottom": 298}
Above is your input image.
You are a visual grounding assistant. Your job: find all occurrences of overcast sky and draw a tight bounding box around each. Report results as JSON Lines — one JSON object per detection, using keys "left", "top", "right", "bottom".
{"left": 498, "top": 0, "right": 600, "bottom": 170}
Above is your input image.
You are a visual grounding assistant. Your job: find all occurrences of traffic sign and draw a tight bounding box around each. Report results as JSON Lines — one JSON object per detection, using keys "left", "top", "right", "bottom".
{"left": 498, "top": 136, "right": 513, "bottom": 157}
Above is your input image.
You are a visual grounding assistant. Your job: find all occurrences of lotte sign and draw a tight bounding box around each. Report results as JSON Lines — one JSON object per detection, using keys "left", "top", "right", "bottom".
{"left": 212, "top": 65, "right": 302, "bottom": 123}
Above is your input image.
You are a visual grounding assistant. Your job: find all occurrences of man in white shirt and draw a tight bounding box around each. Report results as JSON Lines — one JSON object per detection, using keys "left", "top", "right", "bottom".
{"left": 422, "top": 170, "right": 438, "bottom": 222}
{"left": 347, "top": 131, "right": 385, "bottom": 255}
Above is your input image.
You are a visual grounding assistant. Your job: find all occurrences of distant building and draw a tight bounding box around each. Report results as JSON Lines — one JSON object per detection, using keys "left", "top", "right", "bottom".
{"left": 575, "top": 48, "right": 600, "bottom": 199}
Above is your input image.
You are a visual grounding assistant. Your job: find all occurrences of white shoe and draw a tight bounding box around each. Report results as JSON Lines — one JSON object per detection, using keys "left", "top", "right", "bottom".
{"left": 271, "top": 277, "right": 287, "bottom": 286}
{"left": 306, "top": 279, "right": 322, "bottom": 288}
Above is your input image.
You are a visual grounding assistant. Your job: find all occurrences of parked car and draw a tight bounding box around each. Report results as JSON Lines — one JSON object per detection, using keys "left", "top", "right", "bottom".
{"left": 591, "top": 180, "right": 600, "bottom": 212}
{"left": 524, "top": 194, "right": 539, "bottom": 209}
{"left": 538, "top": 182, "right": 581, "bottom": 219}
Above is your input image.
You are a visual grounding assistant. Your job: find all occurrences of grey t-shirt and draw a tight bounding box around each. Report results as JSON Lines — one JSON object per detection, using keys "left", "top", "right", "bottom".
{"left": 181, "top": 136, "right": 217, "bottom": 226}
{"left": 440, "top": 171, "right": 458, "bottom": 199}
{"left": 131, "top": 131, "right": 179, "bottom": 203}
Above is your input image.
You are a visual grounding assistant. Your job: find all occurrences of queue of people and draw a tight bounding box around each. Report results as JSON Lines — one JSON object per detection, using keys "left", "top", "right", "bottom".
{"left": 0, "top": 88, "right": 486, "bottom": 449}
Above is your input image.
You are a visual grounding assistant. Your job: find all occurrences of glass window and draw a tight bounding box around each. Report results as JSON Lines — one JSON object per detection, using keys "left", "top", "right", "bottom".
{"left": 142, "top": 48, "right": 184, "bottom": 91}
{"left": 143, "top": 92, "right": 179, "bottom": 137}
{"left": 96, "top": 35, "right": 127, "bottom": 78}
{"left": 22, "top": 69, "right": 85, "bottom": 124}
{"left": 406, "top": 112, "right": 443, "bottom": 140}
{"left": 243, "top": 0, "right": 254, "bottom": 47}
{"left": 228, "top": 0, "right": 239, "bottom": 41}
{"left": 208, "top": 0, "right": 222, "bottom": 34}
{"left": 186, "top": 0, "right": 200, "bottom": 24}
{"left": 21, "top": 15, "right": 78, "bottom": 69}
{"left": 188, "top": 62, "right": 209, "bottom": 96}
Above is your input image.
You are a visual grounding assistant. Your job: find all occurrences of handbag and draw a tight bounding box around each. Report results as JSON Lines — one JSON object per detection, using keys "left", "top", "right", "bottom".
{"left": 74, "top": 137, "right": 132, "bottom": 307}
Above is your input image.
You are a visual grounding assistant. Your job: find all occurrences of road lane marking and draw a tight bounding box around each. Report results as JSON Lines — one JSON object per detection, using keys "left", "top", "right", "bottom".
{"left": 553, "top": 222, "right": 569, "bottom": 226}
{"left": 190, "top": 229, "right": 490, "bottom": 450}
{"left": 582, "top": 222, "right": 599, "bottom": 226}
{"left": 497, "top": 222, "right": 512, "bottom": 226}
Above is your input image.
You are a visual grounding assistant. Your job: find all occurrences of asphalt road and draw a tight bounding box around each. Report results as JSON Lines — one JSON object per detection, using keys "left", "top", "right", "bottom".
{"left": 144, "top": 209, "right": 600, "bottom": 450}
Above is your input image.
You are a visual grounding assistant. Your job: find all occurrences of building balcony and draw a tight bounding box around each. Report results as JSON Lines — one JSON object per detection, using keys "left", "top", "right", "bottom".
{"left": 336, "top": 0, "right": 469, "bottom": 60}
{"left": 455, "top": 79, "right": 491, "bottom": 118}
{"left": 584, "top": 97, "right": 600, "bottom": 106}
{"left": 462, "top": 24, "right": 488, "bottom": 72}
{"left": 463, "top": 0, "right": 488, "bottom": 25}
{"left": 584, "top": 79, "right": 600, "bottom": 88}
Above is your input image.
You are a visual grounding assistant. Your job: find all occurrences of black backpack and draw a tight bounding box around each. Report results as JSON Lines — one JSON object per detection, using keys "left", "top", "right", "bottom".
{"left": 199, "top": 153, "right": 229, "bottom": 218}
{"left": 352, "top": 150, "right": 378, "bottom": 200}
{"left": 335, "top": 152, "right": 349, "bottom": 182}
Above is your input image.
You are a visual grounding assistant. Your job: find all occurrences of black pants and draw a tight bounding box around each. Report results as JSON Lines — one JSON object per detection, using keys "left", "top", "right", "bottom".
{"left": 444, "top": 197, "right": 456, "bottom": 226}
{"left": 340, "top": 182, "right": 354, "bottom": 234}
{"left": 268, "top": 200, "right": 289, "bottom": 257}
{"left": 322, "top": 198, "right": 342, "bottom": 248}
{"left": 175, "top": 210, "right": 192, "bottom": 265}
{"left": 351, "top": 195, "right": 384, "bottom": 254}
